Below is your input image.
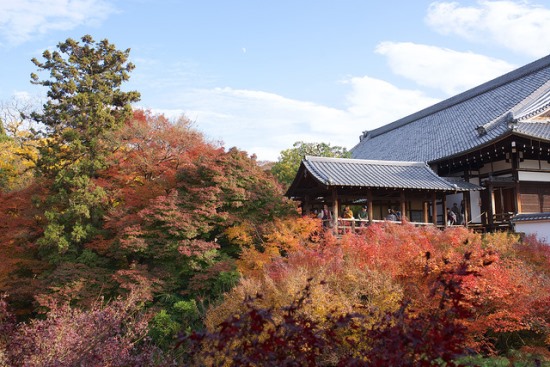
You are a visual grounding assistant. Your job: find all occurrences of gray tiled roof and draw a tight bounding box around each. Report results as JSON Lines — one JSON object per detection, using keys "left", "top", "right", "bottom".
{"left": 514, "top": 122, "right": 550, "bottom": 140}
{"left": 442, "top": 177, "right": 484, "bottom": 191}
{"left": 351, "top": 54, "right": 550, "bottom": 162}
{"left": 514, "top": 81, "right": 550, "bottom": 120}
{"left": 511, "top": 212, "right": 550, "bottom": 222}
{"left": 302, "top": 156, "right": 475, "bottom": 191}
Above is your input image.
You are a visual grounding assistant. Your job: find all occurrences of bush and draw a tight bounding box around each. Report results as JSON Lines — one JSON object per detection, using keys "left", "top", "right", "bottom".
{"left": 1, "top": 285, "right": 173, "bottom": 366}
{"left": 179, "top": 252, "right": 481, "bottom": 366}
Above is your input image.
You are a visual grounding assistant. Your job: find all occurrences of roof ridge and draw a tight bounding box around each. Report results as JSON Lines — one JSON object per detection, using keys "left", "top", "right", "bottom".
{"left": 514, "top": 79, "right": 550, "bottom": 121}
{"left": 305, "top": 155, "right": 425, "bottom": 166}
{"left": 365, "top": 54, "right": 550, "bottom": 139}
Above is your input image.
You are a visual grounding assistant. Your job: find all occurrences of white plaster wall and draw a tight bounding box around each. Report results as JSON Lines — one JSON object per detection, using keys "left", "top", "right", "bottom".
{"left": 446, "top": 193, "right": 462, "bottom": 209}
{"left": 518, "top": 171, "right": 550, "bottom": 182}
{"left": 469, "top": 177, "right": 482, "bottom": 223}
{"left": 514, "top": 222, "right": 550, "bottom": 244}
{"left": 519, "top": 160, "right": 540, "bottom": 170}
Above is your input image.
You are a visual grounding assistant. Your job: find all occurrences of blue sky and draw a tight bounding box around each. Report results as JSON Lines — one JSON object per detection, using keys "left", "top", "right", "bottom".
{"left": 1, "top": 0, "right": 550, "bottom": 161}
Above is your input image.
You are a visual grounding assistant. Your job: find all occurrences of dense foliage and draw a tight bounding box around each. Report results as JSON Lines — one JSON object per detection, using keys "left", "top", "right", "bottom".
{"left": 0, "top": 35, "right": 549, "bottom": 366}
{"left": 197, "top": 222, "right": 550, "bottom": 365}
{"left": 29, "top": 35, "right": 141, "bottom": 255}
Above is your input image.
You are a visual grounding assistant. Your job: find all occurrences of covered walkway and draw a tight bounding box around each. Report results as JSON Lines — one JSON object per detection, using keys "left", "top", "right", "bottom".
{"left": 286, "top": 156, "right": 483, "bottom": 233}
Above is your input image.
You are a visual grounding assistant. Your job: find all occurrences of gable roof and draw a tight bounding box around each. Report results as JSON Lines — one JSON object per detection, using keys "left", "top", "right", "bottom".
{"left": 351, "top": 54, "right": 550, "bottom": 162}
{"left": 287, "top": 156, "right": 477, "bottom": 196}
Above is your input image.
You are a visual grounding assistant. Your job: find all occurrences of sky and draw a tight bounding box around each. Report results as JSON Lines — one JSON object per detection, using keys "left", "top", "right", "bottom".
{"left": 1, "top": 0, "right": 550, "bottom": 161}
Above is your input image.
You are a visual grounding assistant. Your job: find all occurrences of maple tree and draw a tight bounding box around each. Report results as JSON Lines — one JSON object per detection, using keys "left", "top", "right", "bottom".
{"left": 206, "top": 222, "right": 550, "bottom": 360}
{"left": 81, "top": 110, "right": 294, "bottom": 345}
{"left": 181, "top": 254, "right": 480, "bottom": 367}
{"left": 0, "top": 284, "right": 173, "bottom": 367}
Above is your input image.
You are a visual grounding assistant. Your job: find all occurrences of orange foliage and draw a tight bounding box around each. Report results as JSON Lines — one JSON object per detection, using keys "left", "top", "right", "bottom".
{"left": 0, "top": 183, "right": 50, "bottom": 315}
{"left": 217, "top": 222, "right": 550, "bottom": 353}
{"left": 235, "top": 216, "right": 324, "bottom": 278}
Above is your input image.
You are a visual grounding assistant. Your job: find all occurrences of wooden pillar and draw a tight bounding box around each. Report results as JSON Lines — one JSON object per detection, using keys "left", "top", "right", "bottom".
{"left": 423, "top": 201, "right": 429, "bottom": 223}
{"left": 463, "top": 193, "right": 470, "bottom": 228}
{"left": 432, "top": 192, "right": 438, "bottom": 225}
{"left": 443, "top": 194, "right": 448, "bottom": 227}
{"left": 331, "top": 188, "right": 339, "bottom": 233}
{"left": 511, "top": 144, "right": 522, "bottom": 215}
{"left": 304, "top": 195, "right": 311, "bottom": 216}
{"left": 462, "top": 171, "right": 469, "bottom": 228}
{"left": 399, "top": 190, "right": 407, "bottom": 222}
{"left": 367, "top": 188, "right": 373, "bottom": 223}
{"left": 515, "top": 181, "right": 522, "bottom": 214}
{"left": 488, "top": 182, "right": 495, "bottom": 231}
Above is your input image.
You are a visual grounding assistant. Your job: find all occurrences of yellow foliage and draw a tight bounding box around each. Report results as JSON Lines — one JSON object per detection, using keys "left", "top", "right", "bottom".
{"left": 0, "top": 137, "right": 38, "bottom": 191}
{"left": 208, "top": 245, "right": 403, "bottom": 334}
{"left": 482, "top": 231, "right": 521, "bottom": 257}
{"left": 262, "top": 216, "right": 321, "bottom": 253}
{"left": 235, "top": 216, "right": 322, "bottom": 278}
{"left": 224, "top": 223, "right": 254, "bottom": 247}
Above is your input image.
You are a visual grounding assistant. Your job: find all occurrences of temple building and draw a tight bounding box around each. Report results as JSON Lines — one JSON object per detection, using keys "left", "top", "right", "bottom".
{"left": 287, "top": 54, "right": 550, "bottom": 241}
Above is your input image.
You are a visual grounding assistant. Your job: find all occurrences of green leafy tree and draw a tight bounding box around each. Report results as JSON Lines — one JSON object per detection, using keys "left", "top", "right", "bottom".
{"left": 30, "top": 35, "right": 140, "bottom": 255}
{"left": 271, "top": 141, "right": 350, "bottom": 187}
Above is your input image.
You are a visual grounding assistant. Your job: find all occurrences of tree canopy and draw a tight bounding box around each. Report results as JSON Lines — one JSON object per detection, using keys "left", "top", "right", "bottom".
{"left": 29, "top": 35, "right": 141, "bottom": 254}
{"left": 271, "top": 141, "right": 350, "bottom": 186}
{"left": 0, "top": 35, "right": 548, "bottom": 366}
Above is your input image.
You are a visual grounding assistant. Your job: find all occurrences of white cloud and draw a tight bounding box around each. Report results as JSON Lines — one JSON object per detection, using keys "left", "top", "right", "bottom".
{"left": 426, "top": 0, "right": 550, "bottom": 57}
{"left": 151, "top": 87, "right": 360, "bottom": 161}
{"left": 0, "top": 0, "right": 115, "bottom": 46}
{"left": 344, "top": 76, "right": 440, "bottom": 129}
{"left": 144, "top": 75, "right": 442, "bottom": 161}
{"left": 375, "top": 42, "right": 515, "bottom": 95}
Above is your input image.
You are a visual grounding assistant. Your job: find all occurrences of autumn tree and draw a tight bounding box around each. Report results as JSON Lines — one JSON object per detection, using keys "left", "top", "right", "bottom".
{"left": 0, "top": 99, "right": 39, "bottom": 192}
{"left": 271, "top": 141, "right": 350, "bottom": 186}
{"left": 207, "top": 223, "right": 550, "bottom": 359}
{"left": 0, "top": 283, "right": 173, "bottom": 366}
{"left": 29, "top": 35, "right": 140, "bottom": 255}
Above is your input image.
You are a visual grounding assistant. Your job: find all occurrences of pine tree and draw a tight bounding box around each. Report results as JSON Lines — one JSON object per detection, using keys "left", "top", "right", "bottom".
{"left": 30, "top": 35, "right": 140, "bottom": 255}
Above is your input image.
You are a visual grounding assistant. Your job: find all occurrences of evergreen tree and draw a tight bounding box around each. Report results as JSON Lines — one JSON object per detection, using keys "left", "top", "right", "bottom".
{"left": 30, "top": 35, "right": 140, "bottom": 255}
{"left": 271, "top": 141, "right": 350, "bottom": 187}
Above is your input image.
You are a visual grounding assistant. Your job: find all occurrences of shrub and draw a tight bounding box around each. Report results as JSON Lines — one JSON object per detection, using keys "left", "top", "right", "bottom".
{"left": 179, "top": 252, "right": 483, "bottom": 366}
{"left": 1, "top": 285, "right": 173, "bottom": 366}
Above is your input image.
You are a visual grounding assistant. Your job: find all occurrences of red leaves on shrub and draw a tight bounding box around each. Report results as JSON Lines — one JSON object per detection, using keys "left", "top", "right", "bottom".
{"left": 179, "top": 254, "right": 482, "bottom": 366}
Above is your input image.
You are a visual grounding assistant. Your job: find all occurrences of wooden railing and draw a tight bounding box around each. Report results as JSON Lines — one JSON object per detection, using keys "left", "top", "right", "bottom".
{"left": 332, "top": 218, "right": 435, "bottom": 235}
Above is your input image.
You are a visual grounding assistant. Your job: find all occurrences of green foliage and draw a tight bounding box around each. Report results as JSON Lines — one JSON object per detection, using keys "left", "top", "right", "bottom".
{"left": 31, "top": 35, "right": 140, "bottom": 178}
{"left": 76, "top": 249, "right": 109, "bottom": 268}
{"left": 29, "top": 35, "right": 140, "bottom": 255}
{"left": 458, "top": 352, "right": 550, "bottom": 366}
{"left": 271, "top": 141, "right": 350, "bottom": 186}
{"left": 149, "top": 309, "right": 180, "bottom": 348}
{"left": 173, "top": 299, "right": 201, "bottom": 332}
{"left": 150, "top": 300, "right": 202, "bottom": 348}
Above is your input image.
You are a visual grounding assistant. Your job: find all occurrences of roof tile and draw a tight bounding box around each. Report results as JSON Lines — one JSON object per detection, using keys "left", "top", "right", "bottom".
{"left": 351, "top": 55, "right": 550, "bottom": 162}
{"left": 302, "top": 156, "right": 477, "bottom": 191}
